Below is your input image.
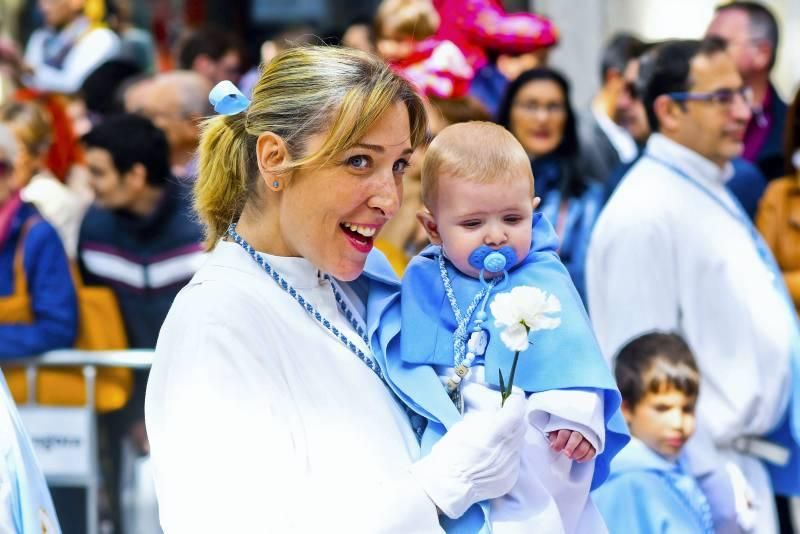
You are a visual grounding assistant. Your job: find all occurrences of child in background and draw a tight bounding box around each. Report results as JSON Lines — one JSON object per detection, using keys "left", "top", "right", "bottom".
{"left": 592, "top": 332, "right": 718, "bottom": 533}
{"left": 378, "top": 121, "right": 628, "bottom": 533}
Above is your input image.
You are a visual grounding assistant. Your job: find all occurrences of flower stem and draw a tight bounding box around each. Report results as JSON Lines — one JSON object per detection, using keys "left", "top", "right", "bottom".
{"left": 501, "top": 350, "right": 521, "bottom": 406}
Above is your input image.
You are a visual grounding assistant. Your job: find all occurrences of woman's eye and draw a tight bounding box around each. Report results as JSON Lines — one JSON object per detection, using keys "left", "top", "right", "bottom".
{"left": 348, "top": 155, "right": 370, "bottom": 169}
{"left": 393, "top": 158, "right": 410, "bottom": 173}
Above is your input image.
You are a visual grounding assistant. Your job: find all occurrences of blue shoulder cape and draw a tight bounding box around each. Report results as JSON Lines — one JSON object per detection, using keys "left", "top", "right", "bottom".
{"left": 364, "top": 214, "right": 629, "bottom": 533}
{"left": 592, "top": 438, "right": 712, "bottom": 534}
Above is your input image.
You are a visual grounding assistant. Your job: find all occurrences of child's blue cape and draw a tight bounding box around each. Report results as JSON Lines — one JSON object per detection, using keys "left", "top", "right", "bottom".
{"left": 368, "top": 213, "right": 629, "bottom": 533}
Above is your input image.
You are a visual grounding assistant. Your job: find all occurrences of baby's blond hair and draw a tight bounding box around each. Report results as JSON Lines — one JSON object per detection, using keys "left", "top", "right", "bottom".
{"left": 421, "top": 121, "right": 533, "bottom": 212}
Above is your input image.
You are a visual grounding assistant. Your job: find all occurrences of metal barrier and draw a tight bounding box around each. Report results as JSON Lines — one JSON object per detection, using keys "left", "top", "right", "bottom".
{"left": 6, "top": 350, "right": 154, "bottom": 534}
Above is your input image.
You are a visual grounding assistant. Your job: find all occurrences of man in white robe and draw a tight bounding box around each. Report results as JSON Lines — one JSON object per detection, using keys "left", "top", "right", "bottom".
{"left": 587, "top": 38, "right": 797, "bottom": 534}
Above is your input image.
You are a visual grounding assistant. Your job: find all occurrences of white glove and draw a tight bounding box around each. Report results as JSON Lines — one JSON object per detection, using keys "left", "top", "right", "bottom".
{"left": 410, "top": 392, "right": 526, "bottom": 519}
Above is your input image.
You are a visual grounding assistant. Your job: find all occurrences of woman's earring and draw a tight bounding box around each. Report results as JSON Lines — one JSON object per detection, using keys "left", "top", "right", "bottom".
{"left": 269, "top": 179, "right": 282, "bottom": 191}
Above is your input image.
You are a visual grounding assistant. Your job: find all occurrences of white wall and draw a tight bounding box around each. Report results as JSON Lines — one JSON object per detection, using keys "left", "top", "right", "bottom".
{"left": 534, "top": 0, "right": 799, "bottom": 108}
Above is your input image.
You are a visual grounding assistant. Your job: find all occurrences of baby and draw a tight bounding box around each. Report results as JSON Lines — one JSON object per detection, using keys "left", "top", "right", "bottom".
{"left": 386, "top": 121, "right": 628, "bottom": 533}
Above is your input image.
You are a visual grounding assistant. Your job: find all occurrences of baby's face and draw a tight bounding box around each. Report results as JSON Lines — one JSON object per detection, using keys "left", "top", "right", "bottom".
{"left": 429, "top": 173, "right": 535, "bottom": 278}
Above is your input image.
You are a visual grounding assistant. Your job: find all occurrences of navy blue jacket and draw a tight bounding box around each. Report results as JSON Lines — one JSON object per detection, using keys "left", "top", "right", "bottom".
{"left": 78, "top": 181, "right": 204, "bottom": 349}
{"left": 753, "top": 84, "right": 788, "bottom": 181}
{"left": 0, "top": 203, "right": 77, "bottom": 358}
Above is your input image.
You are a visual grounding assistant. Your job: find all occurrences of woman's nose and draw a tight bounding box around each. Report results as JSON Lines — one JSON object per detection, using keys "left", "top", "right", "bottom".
{"left": 367, "top": 171, "right": 401, "bottom": 219}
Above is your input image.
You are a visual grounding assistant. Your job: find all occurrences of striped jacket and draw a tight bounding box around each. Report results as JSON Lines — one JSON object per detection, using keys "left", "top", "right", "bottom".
{"left": 78, "top": 181, "right": 204, "bottom": 348}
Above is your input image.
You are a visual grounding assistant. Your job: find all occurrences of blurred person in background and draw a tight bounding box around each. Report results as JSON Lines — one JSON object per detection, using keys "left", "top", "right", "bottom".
{"left": 587, "top": 38, "right": 800, "bottom": 534}
{"left": 106, "top": 0, "right": 156, "bottom": 74}
{"left": 23, "top": 0, "right": 120, "bottom": 94}
{"left": 120, "top": 73, "right": 153, "bottom": 114}
{"left": 578, "top": 32, "right": 646, "bottom": 184}
{"left": 341, "top": 17, "right": 376, "bottom": 54}
{"left": 374, "top": 0, "right": 440, "bottom": 63}
{"left": 177, "top": 25, "right": 242, "bottom": 86}
{"left": 78, "top": 114, "right": 203, "bottom": 527}
{"left": 79, "top": 59, "right": 142, "bottom": 123}
{"left": 0, "top": 121, "right": 77, "bottom": 359}
{"left": 432, "top": 0, "right": 558, "bottom": 117}
{"left": 0, "top": 100, "right": 83, "bottom": 258}
{"left": 238, "top": 25, "right": 318, "bottom": 98}
{"left": 140, "top": 70, "right": 212, "bottom": 180}
{"left": 757, "top": 87, "right": 800, "bottom": 315}
{"left": 707, "top": 1, "right": 786, "bottom": 181}
{"left": 604, "top": 41, "right": 767, "bottom": 219}
{"left": 498, "top": 67, "right": 603, "bottom": 303}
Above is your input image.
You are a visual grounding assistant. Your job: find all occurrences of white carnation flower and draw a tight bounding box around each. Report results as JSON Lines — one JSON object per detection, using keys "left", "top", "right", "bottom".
{"left": 490, "top": 285, "right": 561, "bottom": 352}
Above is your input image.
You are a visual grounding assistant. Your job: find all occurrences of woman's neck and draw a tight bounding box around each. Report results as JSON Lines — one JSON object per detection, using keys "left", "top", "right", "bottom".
{"left": 235, "top": 206, "right": 297, "bottom": 257}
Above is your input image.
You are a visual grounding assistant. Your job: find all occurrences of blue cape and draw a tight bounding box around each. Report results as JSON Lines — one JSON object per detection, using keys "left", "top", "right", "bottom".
{"left": 592, "top": 438, "right": 713, "bottom": 534}
{"left": 366, "top": 214, "right": 629, "bottom": 533}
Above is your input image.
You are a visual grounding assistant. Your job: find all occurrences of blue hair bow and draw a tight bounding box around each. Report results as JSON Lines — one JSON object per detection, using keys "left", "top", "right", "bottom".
{"left": 209, "top": 80, "right": 250, "bottom": 116}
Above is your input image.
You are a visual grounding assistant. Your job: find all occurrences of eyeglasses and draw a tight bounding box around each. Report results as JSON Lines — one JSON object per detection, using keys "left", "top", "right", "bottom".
{"left": 0, "top": 160, "right": 12, "bottom": 177}
{"left": 667, "top": 86, "right": 754, "bottom": 107}
{"left": 513, "top": 100, "right": 566, "bottom": 116}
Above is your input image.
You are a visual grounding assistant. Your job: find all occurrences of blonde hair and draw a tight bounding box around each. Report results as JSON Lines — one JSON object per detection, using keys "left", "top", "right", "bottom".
{"left": 0, "top": 100, "right": 52, "bottom": 157}
{"left": 196, "top": 45, "right": 428, "bottom": 248}
{"left": 375, "top": 0, "right": 440, "bottom": 41}
{"left": 421, "top": 121, "right": 533, "bottom": 211}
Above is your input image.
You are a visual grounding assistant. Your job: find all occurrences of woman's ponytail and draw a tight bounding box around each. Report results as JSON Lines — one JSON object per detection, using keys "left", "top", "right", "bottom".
{"left": 194, "top": 113, "right": 254, "bottom": 249}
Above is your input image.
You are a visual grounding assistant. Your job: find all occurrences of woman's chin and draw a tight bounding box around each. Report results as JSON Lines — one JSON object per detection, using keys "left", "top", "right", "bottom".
{"left": 327, "top": 257, "right": 369, "bottom": 282}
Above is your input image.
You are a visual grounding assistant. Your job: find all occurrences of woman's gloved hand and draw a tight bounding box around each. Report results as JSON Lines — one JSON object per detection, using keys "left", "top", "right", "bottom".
{"left": 409, "top": 392, "right": 526, "bottom": 519}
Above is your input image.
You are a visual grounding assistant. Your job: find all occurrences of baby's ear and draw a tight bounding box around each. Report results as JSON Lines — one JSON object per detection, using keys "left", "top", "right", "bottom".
{"left": 532, "top": 196, "right": 541, "bottom": 211}
{"left": 416, "top": 209, "right": 443, "bottom": 245}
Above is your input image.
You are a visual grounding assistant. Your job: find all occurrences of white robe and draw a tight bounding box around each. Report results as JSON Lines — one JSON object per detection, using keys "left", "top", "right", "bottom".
{"left": 587, "top": 133, "right": 794, "bottom": 534}
{"left": 145, "top": 241, "right": 442, "bottom": 533}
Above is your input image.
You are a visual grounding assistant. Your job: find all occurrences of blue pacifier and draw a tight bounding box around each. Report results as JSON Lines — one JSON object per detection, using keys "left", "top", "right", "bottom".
{"left": 468, "top": 245, "right": 516, "bottom": 288}
{"left": 468, "top": 245, "right": 517, "bottom": 272}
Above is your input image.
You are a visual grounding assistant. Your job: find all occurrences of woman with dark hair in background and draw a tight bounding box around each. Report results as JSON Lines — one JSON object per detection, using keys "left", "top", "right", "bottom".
{"left": 497, "top": 68, "right": 604, "bottom": 303}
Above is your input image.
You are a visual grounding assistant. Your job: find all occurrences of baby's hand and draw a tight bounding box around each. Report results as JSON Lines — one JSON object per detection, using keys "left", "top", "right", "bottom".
{"left": 548, "top": 429, "right": 596, "bottom": 463}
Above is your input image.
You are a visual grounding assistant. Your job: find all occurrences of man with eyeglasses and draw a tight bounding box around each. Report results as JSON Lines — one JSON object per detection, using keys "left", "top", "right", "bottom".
{"left": 587, "top": 38, "right": 800, "bottom": 534}
{"left": 603, "top": 41, "right": 767, "bottom": 220}
{"left": 707, "top": 1, "right": 787, "bottom": 181}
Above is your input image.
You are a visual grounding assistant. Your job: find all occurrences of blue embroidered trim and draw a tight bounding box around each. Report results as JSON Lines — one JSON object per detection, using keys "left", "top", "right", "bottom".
{"left": 438, "top": 253, "right": 497, "bottom": 367}
{"left": 227, "top": 224, "right": 385, "bottom": 383}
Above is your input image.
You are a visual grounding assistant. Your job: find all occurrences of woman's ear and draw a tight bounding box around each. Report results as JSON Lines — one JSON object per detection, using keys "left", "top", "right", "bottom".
{"left": 256, "top": 132, "right": 289, "bottom": 191}
{"left": 416, "top": 209, "right": 442, "bottom": 245}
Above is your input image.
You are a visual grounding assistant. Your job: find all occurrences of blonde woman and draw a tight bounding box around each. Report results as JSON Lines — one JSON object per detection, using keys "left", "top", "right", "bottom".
{"left": 1, "top": 101, "right": 84, "bottom": 258}
{"left": 145, "top": 46, "right": 526, "bottom": 533}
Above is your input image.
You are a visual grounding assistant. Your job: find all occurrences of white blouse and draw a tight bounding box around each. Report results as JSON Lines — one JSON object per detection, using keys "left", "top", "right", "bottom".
{"left": 145, "top": 241, "right": 442, "bottom": 533}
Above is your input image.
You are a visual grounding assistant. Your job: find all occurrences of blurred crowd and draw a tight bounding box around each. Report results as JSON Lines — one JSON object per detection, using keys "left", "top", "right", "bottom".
{"left": 0, "top": 0, "right": 799, "bottom": 533}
